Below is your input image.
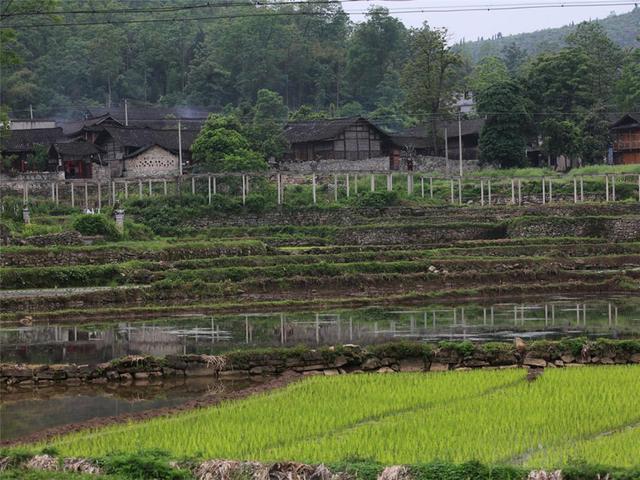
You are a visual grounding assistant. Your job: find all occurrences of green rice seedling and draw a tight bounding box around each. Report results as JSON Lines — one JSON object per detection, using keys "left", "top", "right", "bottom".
{"left": 46, "top": 370, "right": 523, "bottom": 460}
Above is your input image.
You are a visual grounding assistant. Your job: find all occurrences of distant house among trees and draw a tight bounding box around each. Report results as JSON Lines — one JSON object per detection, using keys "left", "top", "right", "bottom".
{"left": 1, "top": 127, "right": 63, "bottom": 172}
{"left": 283, "top": 117, "right": 394, "bottom": 162}
{"left": 611, "top": 114, "right": 640, "bottom": 164}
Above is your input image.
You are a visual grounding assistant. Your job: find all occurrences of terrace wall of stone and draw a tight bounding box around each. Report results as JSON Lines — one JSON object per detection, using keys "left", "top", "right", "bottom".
{"left": 2, "top": 341, "right": 639, "bottom": 387}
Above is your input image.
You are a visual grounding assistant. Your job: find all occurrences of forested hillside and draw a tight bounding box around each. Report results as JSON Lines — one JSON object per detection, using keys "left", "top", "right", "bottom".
{"left": 457, "top": 7, "right": 640, "bottom": 62}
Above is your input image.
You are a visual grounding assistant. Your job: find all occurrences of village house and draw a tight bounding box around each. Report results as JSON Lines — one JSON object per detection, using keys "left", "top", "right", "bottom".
{"left": 47, "top": 141, "right": 107, "bottom": 179}
{"left": 1, "top": 127, "right": 64, "bottom": 173}
{"left": 611, "top": 114, "right": 640, "bottom": 164}
{"left": 392, "top": 119, "right": 484, "bottom": 160}
{"left": 283, "top": 117, "right": 395, "bottom": 163}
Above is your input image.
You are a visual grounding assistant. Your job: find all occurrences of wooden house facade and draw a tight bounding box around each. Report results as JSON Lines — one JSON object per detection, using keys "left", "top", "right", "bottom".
{"left": 611, "top": 114, "right": 640, "bottom": 164}
{"left": 283, "top": 117, "right": 392, "bottom": 162}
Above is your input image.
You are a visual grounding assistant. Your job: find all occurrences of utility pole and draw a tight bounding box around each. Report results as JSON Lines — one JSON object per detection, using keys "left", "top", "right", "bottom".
{"left": 124, "top": 99, "right": 129, "bottom": 126}
{"left": 444, "top": 127, "right": 449, "bottom": 173}
{"left": 178, "top": 119, "right": 183, "bottom": 176}
{"left": 458, "top": 110, "right": 463, "bottom": 177}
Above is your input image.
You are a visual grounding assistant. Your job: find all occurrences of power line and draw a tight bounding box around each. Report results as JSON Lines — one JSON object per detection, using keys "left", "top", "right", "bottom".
{"left": 4, "top": 0, "right": 631, "bottom": 17}
{"left": 3, "top": 1, "right": 638, "bottom": 29}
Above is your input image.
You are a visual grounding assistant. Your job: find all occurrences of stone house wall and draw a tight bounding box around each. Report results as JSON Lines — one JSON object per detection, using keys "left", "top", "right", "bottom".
{"left": 124, "top": 145, "right": 179, "bottom": 178}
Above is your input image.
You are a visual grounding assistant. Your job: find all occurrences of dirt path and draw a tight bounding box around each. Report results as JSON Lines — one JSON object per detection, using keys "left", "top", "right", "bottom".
{"left": 0, "top": 371, "right": 302, "bottom": 448}
{"left": 0, "top": 285, "right": 144, "bottom": 299}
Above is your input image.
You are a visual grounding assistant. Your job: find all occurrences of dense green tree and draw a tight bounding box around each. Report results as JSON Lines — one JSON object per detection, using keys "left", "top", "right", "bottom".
{"left": 344, "top": 7, "right": 408, "bottom": 109}
{"left": 501, "top": 43, "right": 528, "bottom": 74}
{"left": 467, "top": 56, "right": 510, "bottom": 95}
{"left": 616, "top": 48, "right": 640, "bottom": 112}
{"left": 402, "top": 24, "right": 462, "bottom": 155}
{"left": 191, "top": 114, "right": 267, "bottom": 172}
{"left": 249, "top": 89, "right": 288, "bottom": 160}
{"left": 566, "top": 22, "right": 624, "bottom": 102}
{"left": 477, "top": 81, "right": 531, "bottom": 168}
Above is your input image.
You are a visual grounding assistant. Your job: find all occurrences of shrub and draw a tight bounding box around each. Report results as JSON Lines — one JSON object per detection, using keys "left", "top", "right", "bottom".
{"left": 98, "top": 449, "right": 190, "bottom": 480}
{"left": 72, "top": 214, "right": 120, "bottom": 239}
{"left": 352, "top": 191, "right": 399, "bottom": 209}
{"left": 124, "top": 220, "right": 154, "bottom": 241}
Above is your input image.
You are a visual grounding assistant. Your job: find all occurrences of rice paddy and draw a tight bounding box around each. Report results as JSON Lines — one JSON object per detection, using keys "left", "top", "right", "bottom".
{"left": 46, "top": 366, "right": 640, "bottom": 468}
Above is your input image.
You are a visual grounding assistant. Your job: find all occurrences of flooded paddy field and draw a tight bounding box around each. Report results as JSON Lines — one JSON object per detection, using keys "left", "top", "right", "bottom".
{"left": 2, "top": 294, "right": 638, "bottom": 365}
{"left": 0, "top": 377, "right": 252, "bottom": 441}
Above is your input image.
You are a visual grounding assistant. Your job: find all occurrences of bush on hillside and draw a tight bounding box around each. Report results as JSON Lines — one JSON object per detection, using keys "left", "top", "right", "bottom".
{"left": 72, "top": 214, "right": 120, "bottom": 239}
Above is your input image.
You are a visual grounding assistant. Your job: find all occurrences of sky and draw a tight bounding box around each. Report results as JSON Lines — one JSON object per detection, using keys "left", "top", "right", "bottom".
{"left": 341, "top": 0, "right": 636, "bottom": 42}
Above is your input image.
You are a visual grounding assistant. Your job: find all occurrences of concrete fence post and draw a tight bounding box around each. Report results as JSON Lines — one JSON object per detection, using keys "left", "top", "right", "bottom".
{"left": 241, "top": 175, "right": 246, "bottom": 205}
{"left": 605, "top": 175, "right": 610, "bottom": 202}
{"left": 22, "top": 207, "right": 30, "bottom": 224}
{"left": 458, "top": 178, "right": 462, "bottom": 205}
{"left": 421, "top": 177, "right": 425, "bottom": 198}
{"left": 430, "top": 177, "right": 433, "bottom": 199}
{"left": 97, "top": 183, "right": 102, "bottom": 211}
{"left": 84, "top": 183, "right": 88, "bottom": 210}
{"left": 573, "top": 178, "right": 578, "bottom": 203}
{"left": 23, "top": 182, "right": 28, "bottom": 204}
{"left": 70, "top": 183, "right": 75, "bottom": 207}
{"left": 138, "top": 179, "right": 143, "bottom": 198}
{"left": 638, "top": 175, "right": 640, "bottom": 202}
{"left": 191, "top": 177, "right": 196, "bottom": 195}
{"left": 51, "top": 182, "right": 55, "bottom": 201}
{"left": 611, "top": 175, "right": 616, "bottom": 201}
{"left": 208, "top": 176, "right": 212, "bottom": 205}
{"left": 312, "top": 174, "right": 317, "bottom": 204}
{"left": 124, "top": 181, "right": 129, "bottom": 199}
{"left": 518, "top": 179, "right": 522, "bottom": 205}
{"left": 542, "top": 177, "right": 546, "bottom": 205}
{"left": 407, "top": 174, "right": 413, "bottom": 195}
{"left": 511, "top": 179, "right": 515, "bottom": 204}
{"left": 55, "top": 183, "right": 59, "bottom": 205}
{"left": 111, "top": 181, "right": 116, "bottom": 205}
{"left": 450, "top": 179, "right": 455, "bottom": 204}
{"left": 246, "top": 175, "right": 250, "bottom": 195}
{"left": 346, "top": 174, "right": 350, "bottom": 198}
{"left": 386, "top": 173, "right": 392, "bottom": 192}
{"left": 213, "top": 177, "right": 217, "bottom": 195}
{"left": 148, "top": 180, "right": 153, "bottom": 196}
{"left": 163, "top": 180, "right": 168, "bottom": 196}
{"left": 354, "top": 174, "right": 358, "bottom": 194}
{"left": 333, "top": 174, "right": 338, "bottom": 202}
{"left": 480, "top": 180, "right": 484, "bottom": 206}
{"left": 370, "top": 174, "right": 375, "bottom": 192}
{"left": 487, "top": 179, "right": 492, "bottom": 205}
{"left": 114, "top": 209, "right": 125, "bottom": 233}
{"left": 580, "top": 177, "right": 584, "bottom": 202}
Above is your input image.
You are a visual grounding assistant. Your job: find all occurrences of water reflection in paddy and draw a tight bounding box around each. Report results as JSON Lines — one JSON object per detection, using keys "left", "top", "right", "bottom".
{"left": 2, "top": 294, "right": 639, "bottom": 365}
{"left": 0, "top": 377, "right": 252, "bottom": 441}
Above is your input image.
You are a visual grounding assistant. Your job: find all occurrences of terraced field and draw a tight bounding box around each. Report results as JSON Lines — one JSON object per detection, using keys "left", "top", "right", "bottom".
{"left": 44, "top": 367, "right": 640, "bottom": 467}
{"left": 3, "top": 201, "right": 640, "bottom": 323}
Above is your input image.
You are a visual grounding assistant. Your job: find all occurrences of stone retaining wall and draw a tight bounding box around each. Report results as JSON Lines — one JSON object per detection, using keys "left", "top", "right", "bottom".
{"left": 2, "top": 340, "right": 639, "bottom": 387}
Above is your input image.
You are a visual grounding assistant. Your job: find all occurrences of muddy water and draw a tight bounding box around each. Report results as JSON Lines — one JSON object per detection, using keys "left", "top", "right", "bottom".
{"left": 0, "top": 377, "right": 252, "bottom": 441}
{"left": 2, "top": 294, "right": 639, "bottom": 365}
